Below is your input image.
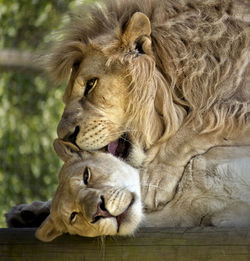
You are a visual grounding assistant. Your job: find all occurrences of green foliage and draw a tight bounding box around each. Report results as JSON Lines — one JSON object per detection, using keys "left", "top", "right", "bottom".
{"left": 0, "top": 0, "right": 84, "bottom": 227}
{"left": 0, "top": 72, "right": 64, "bottom": 227}
{"left": 0, "top": 0, "right": 69, "bottom": 50}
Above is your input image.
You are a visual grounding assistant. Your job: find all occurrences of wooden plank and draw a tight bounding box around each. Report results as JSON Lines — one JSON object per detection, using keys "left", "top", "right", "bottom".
{"left": 1, "top": 227, "right": 250, "bottom": 261}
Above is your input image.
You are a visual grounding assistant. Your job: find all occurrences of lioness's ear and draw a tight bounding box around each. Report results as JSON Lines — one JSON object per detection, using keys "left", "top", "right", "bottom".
{"left": 122, "top": 12, "right": 152, "bottom": 53}
{"left": 53, "top": 138, "right": 80, "bottom": 162}
{"left": 35, "top": 216, "right": 62, "bottom": 242}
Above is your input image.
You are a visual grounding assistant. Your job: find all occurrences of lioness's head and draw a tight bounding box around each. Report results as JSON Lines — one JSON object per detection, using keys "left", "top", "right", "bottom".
{"left": 50, "top": 2, "right": 182, "bottom": 167}
{"left": 36, "top": 139, "right": 142, "bottom": 242}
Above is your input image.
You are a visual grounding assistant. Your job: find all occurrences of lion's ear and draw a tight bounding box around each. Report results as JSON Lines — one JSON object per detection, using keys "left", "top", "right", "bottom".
{"left": 53, "top": 138, "right": 80, "bottom": 163}
{"left": 35, "top": 216, "right": 62, "bottom": 242}
{"left": 122, "top": 12, "right": 152, "bottom": 54}
{"left": 123, "top": 12, "right": 151, "bottom": 42}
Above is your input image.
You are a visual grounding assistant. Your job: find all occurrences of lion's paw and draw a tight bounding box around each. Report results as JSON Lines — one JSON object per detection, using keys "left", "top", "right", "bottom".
{"left": 5, "top": 201, "right": 51, "bottom": 228}
{"left": 141, "top": 164, "right": 184, "bottom": 212}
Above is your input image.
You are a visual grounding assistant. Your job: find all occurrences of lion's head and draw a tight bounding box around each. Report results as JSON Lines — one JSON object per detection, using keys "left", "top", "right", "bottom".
{"left": 50, "top": 1, "right": 187, "bottom": 168}
{"left": 36, "top": 139, "right": 142, "bottom": 242}
{"left": 47, "top": 0, "right": 249, "bottom": 167}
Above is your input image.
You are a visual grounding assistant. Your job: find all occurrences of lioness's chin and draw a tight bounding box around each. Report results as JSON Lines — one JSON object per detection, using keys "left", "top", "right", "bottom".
{"left": 117, "top": 201, "right": 144, "bottom": 236}
{"left": 117, "top": 217, "right": 142, "bottom": 236}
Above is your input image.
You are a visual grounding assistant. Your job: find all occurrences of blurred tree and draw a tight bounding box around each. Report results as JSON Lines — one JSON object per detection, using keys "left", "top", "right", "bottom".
{"left": 0, "top": 0, "right": 85, "bottom": 227}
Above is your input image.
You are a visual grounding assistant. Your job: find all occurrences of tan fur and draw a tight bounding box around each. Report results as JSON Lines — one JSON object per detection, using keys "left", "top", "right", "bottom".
{"left": 47, "top": 0, "right": 250, "bottom": 210}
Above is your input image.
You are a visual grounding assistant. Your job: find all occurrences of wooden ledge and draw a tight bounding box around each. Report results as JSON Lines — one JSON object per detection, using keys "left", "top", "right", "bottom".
{"left": 1, "top": 227, "right": 250, "bottom": 261}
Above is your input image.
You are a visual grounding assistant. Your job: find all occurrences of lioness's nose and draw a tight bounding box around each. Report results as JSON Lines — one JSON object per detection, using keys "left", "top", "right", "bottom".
{"left": 91, "top": 196, "right": 113, "bottom": 223}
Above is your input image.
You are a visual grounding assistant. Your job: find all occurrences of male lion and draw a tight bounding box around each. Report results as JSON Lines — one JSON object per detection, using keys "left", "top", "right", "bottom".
{"left": 7, "top": 140, "right": 250, "bottom": 241}
{"left": 49, "top": 0, "right": 250, "bottom": 210}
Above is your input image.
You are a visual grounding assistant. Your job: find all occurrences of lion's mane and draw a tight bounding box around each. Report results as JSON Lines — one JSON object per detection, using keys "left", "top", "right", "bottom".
{"left": 46, "top": 0, "right": 250, "bottom": 147}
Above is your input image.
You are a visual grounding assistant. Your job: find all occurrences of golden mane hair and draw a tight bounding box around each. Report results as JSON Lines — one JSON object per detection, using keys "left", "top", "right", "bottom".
{"left": 46, "top": 0, "right": 250, "bottom": 147}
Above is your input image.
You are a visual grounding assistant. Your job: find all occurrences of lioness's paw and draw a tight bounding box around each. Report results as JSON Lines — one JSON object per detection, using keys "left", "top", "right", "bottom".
{"left": 5, "top": 201, "right": 51, "bottom": 228}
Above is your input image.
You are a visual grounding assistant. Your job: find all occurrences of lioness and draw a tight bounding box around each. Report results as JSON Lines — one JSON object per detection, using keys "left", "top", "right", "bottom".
{"left": 48, "top": 0, "right": 250, "bottom": 210}
{"left": 6, "top": 140, "right": 250, "bottom": 242}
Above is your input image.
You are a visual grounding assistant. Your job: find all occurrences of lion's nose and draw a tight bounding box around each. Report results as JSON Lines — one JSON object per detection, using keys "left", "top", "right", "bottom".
{"left": 57, "top": 113, "right": 80, "bottom": 142}
{"left": 65, "top": 126, "right": 80, "bottom": 144}
{"left": 58, "top": 125, "right": 80, "bottom": 146}
{"left": 57, "top": 111, "right": 80, "bottom": 139}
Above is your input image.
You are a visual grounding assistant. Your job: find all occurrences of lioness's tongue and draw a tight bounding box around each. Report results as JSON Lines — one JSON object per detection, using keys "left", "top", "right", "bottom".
{"left": 108, "top": 140, "right": 119, "bottom": 156}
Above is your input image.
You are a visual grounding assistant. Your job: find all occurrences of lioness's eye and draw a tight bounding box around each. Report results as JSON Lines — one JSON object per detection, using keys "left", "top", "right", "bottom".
{"left": 83, "top": 167, "right": 91, "bottom": 185}
{"left": 84, "top": 78, "right": 98, "bottom": 96}
{"left": 70, "top": 211, "right": 78, "bottom": 224}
